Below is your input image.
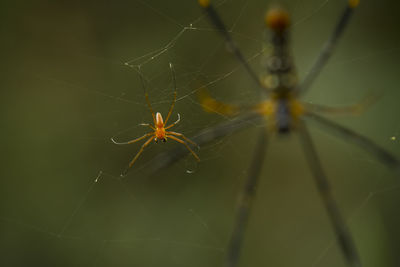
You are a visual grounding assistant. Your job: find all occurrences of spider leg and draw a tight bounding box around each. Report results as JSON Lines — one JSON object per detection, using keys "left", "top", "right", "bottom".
{"left": 166, "top": 135, "right": 200, "bottom": 161}
{"left": 198, "top": 0, "right": 264, "bottom": 93}
{"left": 164, "top": 63, "right": 177, "bottom": 125}
{"left": 298, "top": 120, "right": 362, "bottom": 267}
{"left": 122, "top": 136, "right": 154, "bottom": 176}
{"left": 305, "top": 111, "right": 400, "bottom": 170}
{"left": 137, "top": 65, "right": 156, "bottom": 125}
{"left": 297, "top": 0, "right": 360, "bottom": 95}
{"left": 226, "top": 128, "right": 268, "bottom": 267}
{"left": 166, "top": 131, "right": 199, "bottom": 149}
{"left": 304, "top": 91, "right": 381, "bottom": 116}
{"left": 111, "top": 132, "right": 153, "bottom": 145}
{"left": 164, "top": 113, "right": 180, "bottom": 130}
{"left": 140, "top": 123, "right": 156, "bottom": 130}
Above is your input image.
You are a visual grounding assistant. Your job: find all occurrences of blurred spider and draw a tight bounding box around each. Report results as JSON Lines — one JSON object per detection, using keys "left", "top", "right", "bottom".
{"left": 148, "top": 0, "right": 399, "bottom": 267}
{"left": 112, "top": 63, "right": 200, "bottom": 175}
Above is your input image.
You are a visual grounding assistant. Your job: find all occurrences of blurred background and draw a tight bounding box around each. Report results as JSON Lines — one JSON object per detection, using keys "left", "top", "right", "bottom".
{"left": 1, "top": 0, "right": 400, "bottom": 266}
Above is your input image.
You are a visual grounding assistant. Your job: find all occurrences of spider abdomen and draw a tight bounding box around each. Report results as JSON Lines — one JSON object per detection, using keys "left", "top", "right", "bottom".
{"left": 155, "top": 112, "right": 164, "bottom": 127}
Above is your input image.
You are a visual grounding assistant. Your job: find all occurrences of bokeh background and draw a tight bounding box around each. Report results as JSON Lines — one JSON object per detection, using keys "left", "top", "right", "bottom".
{"left": 1, "top": 0, "right": 400, "bottom": 266}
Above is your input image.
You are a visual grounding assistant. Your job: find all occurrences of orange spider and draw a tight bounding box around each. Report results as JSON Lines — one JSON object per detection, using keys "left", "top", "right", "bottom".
{"left": 112, "top": 63, "right": 200, "bottom": 174}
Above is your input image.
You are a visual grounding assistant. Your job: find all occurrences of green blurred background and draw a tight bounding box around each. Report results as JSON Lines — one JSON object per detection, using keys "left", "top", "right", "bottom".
{"left": 1, "top": 0, "right": 400, "bottom": 266}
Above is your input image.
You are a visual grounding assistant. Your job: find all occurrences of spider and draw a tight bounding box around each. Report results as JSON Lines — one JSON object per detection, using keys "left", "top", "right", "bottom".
{"left": 146, "top": 1, "right": 399, "bottom": 267}
{"left": 112, "top": 63, "right": 200, "bottom": 175}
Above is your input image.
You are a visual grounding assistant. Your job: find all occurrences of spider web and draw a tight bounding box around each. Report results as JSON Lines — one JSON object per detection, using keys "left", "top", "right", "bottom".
{"left": 1, "top": 0, "right": 400, "bottom": 266}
